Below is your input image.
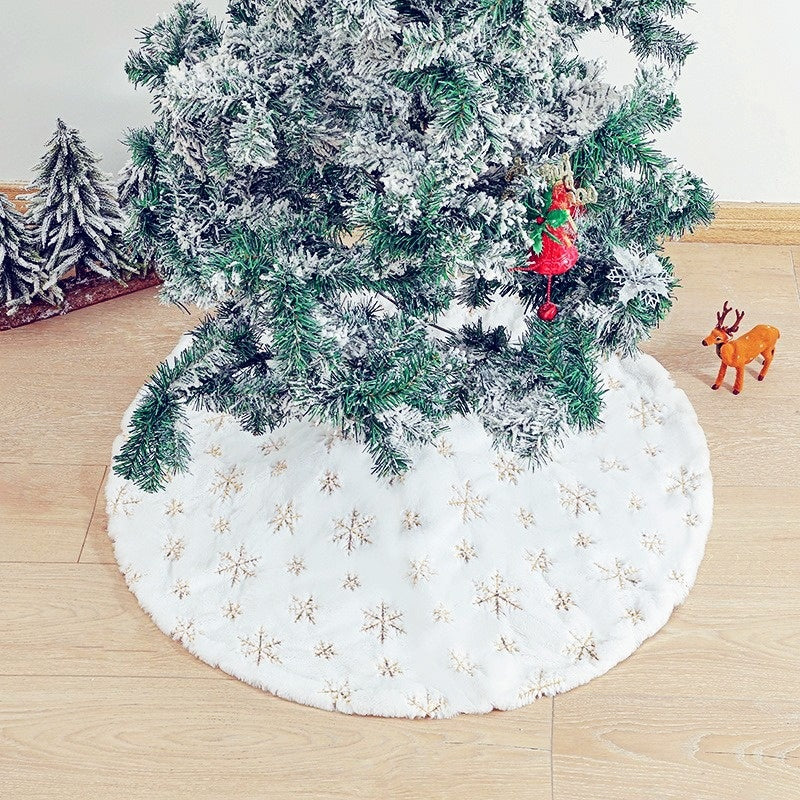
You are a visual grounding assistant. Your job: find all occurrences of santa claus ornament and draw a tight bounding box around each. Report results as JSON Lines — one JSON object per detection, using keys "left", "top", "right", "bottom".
{"left": 518, "top": 156, "right": 597, "bottom": 321}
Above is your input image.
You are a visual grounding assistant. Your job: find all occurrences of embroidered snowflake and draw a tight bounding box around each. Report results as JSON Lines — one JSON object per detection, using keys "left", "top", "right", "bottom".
{"left": 565, "top": 631, "right": 599, "bottom": 663}
{"left": 666, "top": 466, "right": 701, "bottom": 497}
{"left": 573, "top": 532, "right": 594, "bottom": 549}
{"left": 290, "top": 595, "right": 318, "bottom": 624}
{"left": 525, "top": 548, "right": 553, "bottom": 574}
{"left": 314, "top": 641, "right": 336, "bottom": 660}
{"left": 517, "top": 508, "right": 536, "bottom": 529}
{"left": 684, "top": 512, "right": 700, "bottom": 527}
{"left": 495, "top": 636, "right": 519, "bottom": 654}
{"left": 408, "top": 557, "right": 436, "bottom": 586}
{"left": 211, "top": 466, "right": 244, "bottom": 499}
{"left": 436, "top": 438, "right": 454, "bottom": 458}
{"left": 474, "top": 571, "right": 523, "bottom": 617}
{"left": 162, "top": 536, "right": 186, "bottom": 561}
{"left": 628, "top": 493, "right": 645, "bottom": 511}
{"left": 493, "top": 454, "right": 523, "bottom": 484}
{"left": 623, "top": 607, "right": 644, "bottom": 625}
{"left": 269, "top": 500, "right": 301, "bottom": 534}
{"left": 600, "top": 458, "right": 629, "bottom": 473}
{"left": 553, "top": 590, "right": 575, "bottom": 611}
{"left": 323, "top": 430, "right": 344, "bottom": 451}
{"left": 217, "top": 544, "right": 260, "bottom": 586}
{"left": 433, "top": 603, "right": 453, "bottom": 623}
{"left": 407, "top": 691, "right": 448, "bottom": 718}
{"left": 260, "top": 436, "right": 285, "bottom": 455}
{"left": 644, "top": 443, "right": 662, "bottom": 457}
{"left": 222, "top": 601, "right": 242, "bottom": 620}
{"left": 402, "top": 509, "right": 422, "bottom": 530}
{"left": 641, "top": 532, "right": 665, "bottom": 555}
{"left": 204, "top": 414, "right": 229, "bottom": 431}
{"left": 321, "top": 680, "right": 352, "bottom": 711}
{"left": 171, "top": 618, "right": 198, "bottom": 644}
{"left": 449, "top": 481, "right": 487, "bottom": 522}
{"left": 377, "top": 657, "right": 403, "bottom": 677}
{"left": 165, "top": 499, "right": 184, "bottom": 516}
{"left": 342, "top": 573, "right": 361, "bottom": 591}
{"left": 172, "top": 579, "right": 191, "bottom": 600}
{"left": 122, "top": 565, "right": 142, "bottom": 586}
{"left": 212, "top": 517, "right": 231, "bottom": 535}
{"left": 270, "top": 460, "right": 288, "bottom": 476}
{"left": 110, "top": 486, "right": 140, "bottom": 517}
{"left": 449, "top": 650, "right": 476, "bottom": 676}
{"left": 669, "top": 570, "right": 687, "bottom": 587}
{"left": 333, "top": 509, "right": 374, "bottom": 553}
{"left": 240, "top": 628, "right": 282, "bottom": 665}
{"left": 558, "top": 483, "right": 599, "bottom": 517}
{"left": 606, "top": 376, "right": 623, "bottom": 391}
{"left": 361, "top": 602, "right": 406, "bottom": 643}
{"left": 454, "top": 539, "right": 478, "bottom": 563}
{"left": 319, "top": 470, "right": 341, "bottom": 494}
{"left": 629, "top": 398, "right": 664, "bottom": 429}
{"left": 519, "top": 670, "right": 564, "bottom": 700}
{"left": 286, "top": 556, "right": 306, "bottom": 576}
{"left": 595, "top": 558, "right": 641, "bottom": 589}
{"left": 205, "top": 444, "right": 223, "bottom": 458}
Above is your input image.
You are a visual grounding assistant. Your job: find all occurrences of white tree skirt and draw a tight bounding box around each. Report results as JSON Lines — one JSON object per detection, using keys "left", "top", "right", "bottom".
{"left": 106, "top": 348, "right": 712, "bottom": 718}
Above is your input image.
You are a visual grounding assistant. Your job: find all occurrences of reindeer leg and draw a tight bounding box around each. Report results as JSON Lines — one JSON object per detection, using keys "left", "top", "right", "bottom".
{"left": 733, "top": 366, "right": 745, "bottom": 395}
{"left": 712, "top": 362, "right": 727, "bottom": 390}
{"left": 758, "top": 347, "right": 775, "bottom": 381}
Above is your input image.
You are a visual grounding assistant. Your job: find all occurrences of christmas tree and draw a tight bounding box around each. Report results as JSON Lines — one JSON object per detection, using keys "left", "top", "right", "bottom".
{"left": 0, "top": 192, "right": 48, "bottom": 312}
{"left": 114, "top": 0, "right": 713, "bottom": 492}
{"left": 28, "top": 120, "right": 131, "bottom": 291}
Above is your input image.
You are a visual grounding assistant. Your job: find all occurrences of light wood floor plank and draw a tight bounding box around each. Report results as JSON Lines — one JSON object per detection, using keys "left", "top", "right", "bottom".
{"left": 0, "top": 464, "right": 106, "bottom": 562}
{"left": 0, "top": 676, "right": 551, "bottom": 800}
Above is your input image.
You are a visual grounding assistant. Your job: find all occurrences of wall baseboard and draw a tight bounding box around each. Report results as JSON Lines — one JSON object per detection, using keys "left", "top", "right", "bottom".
{"left": 2, "top": 182, "right": 799, "bottom": 245}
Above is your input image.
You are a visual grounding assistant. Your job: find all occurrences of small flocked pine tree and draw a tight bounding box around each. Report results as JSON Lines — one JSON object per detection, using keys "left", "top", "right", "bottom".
{"left": 114, "top": 0, "right": 714, "bottom": 492}
{"left": 27, "top": 120, "right": 131, "bottom": 291}
{"left": 0, "top": 192, "right": 49, "bottom": 312}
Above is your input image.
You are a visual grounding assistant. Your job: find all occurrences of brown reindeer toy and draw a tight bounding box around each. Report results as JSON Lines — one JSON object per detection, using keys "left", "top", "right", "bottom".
{"left": 702, "top": 301, "right": 780, "bottom": 395}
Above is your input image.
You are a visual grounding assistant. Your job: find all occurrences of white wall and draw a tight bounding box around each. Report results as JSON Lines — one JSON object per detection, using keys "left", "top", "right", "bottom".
{"left": 1, "top": 1, "right": 798, "bottom": 202}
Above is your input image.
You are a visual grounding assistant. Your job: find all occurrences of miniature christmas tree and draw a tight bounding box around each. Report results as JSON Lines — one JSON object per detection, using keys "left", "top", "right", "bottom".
{"left": 27, "top": 120, "right": 131, "bottom": 291}
{"left": 114, "top": 0, "right": 713, "bottom": 492}
{"left": 0, "top": 192, "right": 49, "bottom": 312}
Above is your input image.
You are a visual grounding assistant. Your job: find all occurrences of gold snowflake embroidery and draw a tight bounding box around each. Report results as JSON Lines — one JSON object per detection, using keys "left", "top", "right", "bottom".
{"left": 641, "top": 532, "right": 665, "bottom": 555}
{"left": 260, "top": 436, "right": 286, "bottom": 455}
{"left": 314, "top": 641, "right": 336, "bottom": 660}
{"left": 433, "top": 603, "right": 453, "bottom": 623}
{"left": 286, "top": 556, "right": 306, "bottom": 576}
{"left": 212, "top": 517, "right": 231, "bottom": 535}
{"left": 323, "top": 430, "right": 344, "bottom": 452}
{"left": 217, "top": 544, "right": 260, "bottom": 586}
{"left": 565, "top": 631, "right": 599, "bottom": 663}
{"left": 222, "top": 601, "right": 242, "bottom": 620}
{"left": 240, "top": 628, "right": 281, "bottom": 665}
{"left": 270, "top": 500, "right": 301, "bottom": 534}
{"left": 628, "top": 493, "right": 645, "bottom": 511}
{"left": 449, "top": 650, "right": 476, "bottom": 676}
{"left": 449, "top": 481, "right": 487, "bottom": 522}
{"left": 644, "top": 443, "right": 661, "bottom": 457}
{"left": 517, "top": 508, "right": 536, "bottom": 529}
{"left": 493, "top": 454, "right": 523, "bottom": 484}
{"left": 559, "top": 483, "right": 599, "bottom": 517}
{"left": 436, "top": 438, "right": 454, "bottom": 458}
{"left": 596, "top": 558, "right": 641, "bottom": 589}
{"left": 525, "top": 548, "right": 553, "bottom": 574}
{"left": 666, "top": 466, "right": 701, "bottom": 497}
{"left": 333, "top": 509, "right": 374, "bottom": 553}
{"left": 205, "top": 444, "right": 223, "bottom": 458}
{"left": 290, "top": 595, "right": 318, "bottom": 624}
{"left": 321, "top": 680, "right": 352, "bottom": 711}
{"left": 162, "top": 536, "right": 186, "bottom": 561}
{"left": 573, "top": 532, "right": 594, "bottom": 549}
{"left": 319, "top": 471, "right": 341, "bottom": 494}
{"left": 271, "top": 460, "right": 288, "bottom": 476}
{"left": 342, "top": 573, "right": 361, "bottom": 591}
{"left": 474, "top": 571, "right": 522, "bottom": 617}
{"left": 122, "top": 564, "right": 141, "bottom": 586}
{"left": 684, "top": 512, "right": 700, "bottom": 527}
{"left": 172, "top": 579, "right": 191, "bottom": 600}
{"left": 454, "top": 539, "right": 477, "bottom": 563}
{"left": 211, "top": 466, "right": 244, "bottom": 500}
{"left": 519, "top": 670, "right": 564, "bottom": 700}
{"left": 171, "top": 618, "right": 198, "bottom": 644}
{"left": 204, "top": 414, "right": 229, "bottom": 431}
{"left": 408, "top": 557, "right": 436, "bottom": 586}
{"left": 402, "top": 510, "right": 422, "bottom": 530}
{"left": 606, "top": 376, "right": 623, "bottom": 391}
{"left": 600, "top": 458, "right": 629, "bottom": 473}
{"left": 110, "top": 486, "right": 140, "bottom": 517}
{"left": 361, "top": 602, "right": 405, "bottom": 643}
{"left": 669, "top": 570, "right": 688, "bottom": 587}
{"left": 623, "top": 607, "right": 644, "bottom": 625}
{"left": 553, "top": 590, "right": 575, "bottom": 611}
{"left": 407, "top": 691, "right": 448, "bottom": 718}
{"left": 496, "top": 636, "right": 519, "bottom": 654}
{"left": 165, "top": 499, "right": 184, "bottom": 517}
{"left": 377, "top": 657, "right": 403, "bottom": 677}
{"left": 629, "top": 398, "right": 663, "bottom": 429}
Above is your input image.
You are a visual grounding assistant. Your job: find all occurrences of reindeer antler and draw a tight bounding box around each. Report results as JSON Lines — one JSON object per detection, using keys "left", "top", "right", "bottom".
{"left": 717, "top": 300, "right": 745, "bottom": 335}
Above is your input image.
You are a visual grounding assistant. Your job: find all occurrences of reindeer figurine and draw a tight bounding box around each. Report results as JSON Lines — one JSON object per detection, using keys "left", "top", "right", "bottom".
{"left": 702, "top": 301, "right": 780, "bottom": 395}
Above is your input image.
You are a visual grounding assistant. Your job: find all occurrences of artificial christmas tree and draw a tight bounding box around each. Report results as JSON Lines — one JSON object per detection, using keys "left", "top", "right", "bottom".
{"left": 0, "top": 192, "right": 46, "bottom": 313}
{"left": 106, "top": 0, "right": 714, "bottom": 717}
{"left": 28, "top": 120, "right": 131, "bottom": 294}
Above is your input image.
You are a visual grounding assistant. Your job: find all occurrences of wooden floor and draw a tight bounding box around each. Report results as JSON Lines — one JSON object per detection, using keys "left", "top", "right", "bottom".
{"left": 1, "top": 242, "right": 799, "bottom": 799}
